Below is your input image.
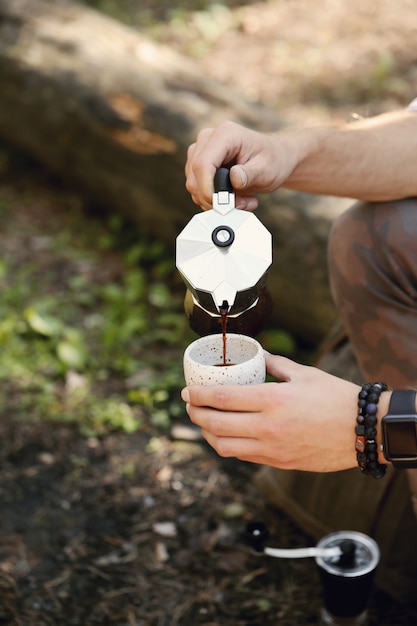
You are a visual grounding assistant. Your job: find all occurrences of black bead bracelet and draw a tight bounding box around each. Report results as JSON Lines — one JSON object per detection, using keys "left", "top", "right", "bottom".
{"left": 355, "top": 382, "right": 388, "bottom": 479}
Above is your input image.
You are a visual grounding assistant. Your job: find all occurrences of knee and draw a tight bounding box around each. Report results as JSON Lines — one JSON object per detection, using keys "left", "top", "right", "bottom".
{"left": 328, "top": 198, "right": 417, "bottom": 301}
{"left": 329, "top": 198, "right": 417, "bottom": 265}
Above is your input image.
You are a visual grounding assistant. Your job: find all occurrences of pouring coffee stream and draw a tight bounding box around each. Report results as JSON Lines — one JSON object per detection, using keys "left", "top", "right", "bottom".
{"left": 176, "top": 167, "right": 273, "bottom": 340}
{"left": 219, "top": 300, "right": 229, "bottom": 365}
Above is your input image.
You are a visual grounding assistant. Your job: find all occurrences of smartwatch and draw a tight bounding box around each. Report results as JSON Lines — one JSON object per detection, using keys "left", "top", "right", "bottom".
{"left": 381, "top": 389, "right": 417, "bottom": 468}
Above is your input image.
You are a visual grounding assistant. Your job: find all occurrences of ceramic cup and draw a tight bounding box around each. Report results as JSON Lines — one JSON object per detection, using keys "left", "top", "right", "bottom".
{"left": 183, "top": 333, "right": 266, "bottom": 386}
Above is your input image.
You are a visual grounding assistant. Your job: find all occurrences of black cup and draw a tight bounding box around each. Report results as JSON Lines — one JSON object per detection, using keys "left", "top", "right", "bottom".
{"left": 315, "top": 531, "right": 380, "bottom": 623}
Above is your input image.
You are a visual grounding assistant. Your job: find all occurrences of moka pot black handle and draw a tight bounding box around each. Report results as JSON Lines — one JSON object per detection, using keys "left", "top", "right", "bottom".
{"left": 214, "top": 167, "right": 233, "bottom": 193}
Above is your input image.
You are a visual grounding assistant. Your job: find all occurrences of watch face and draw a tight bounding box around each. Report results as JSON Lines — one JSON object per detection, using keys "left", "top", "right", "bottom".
{"left": 383, "top": 416, "right": 417, "bottom": 460}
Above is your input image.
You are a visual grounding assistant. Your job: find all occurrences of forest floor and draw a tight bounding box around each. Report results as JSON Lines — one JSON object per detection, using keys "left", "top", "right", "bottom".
{"left": 2, "top": 0, "right": 417, "bottom": 624}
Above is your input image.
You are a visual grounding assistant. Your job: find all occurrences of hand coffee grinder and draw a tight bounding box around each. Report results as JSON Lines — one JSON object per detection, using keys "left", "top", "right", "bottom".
{"left": 176, "top": 168, "right": 273, "bottom": 337}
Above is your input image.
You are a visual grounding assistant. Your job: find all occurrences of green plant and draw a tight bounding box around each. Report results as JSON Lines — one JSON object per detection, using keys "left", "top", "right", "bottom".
{"left": 0, "top": 197, "right": 191, "bottom": 435}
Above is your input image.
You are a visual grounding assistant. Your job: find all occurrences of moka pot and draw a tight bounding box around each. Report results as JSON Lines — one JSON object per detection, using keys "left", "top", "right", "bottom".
{"left": 176, "top": 168, "right": 273, "bottom": 337}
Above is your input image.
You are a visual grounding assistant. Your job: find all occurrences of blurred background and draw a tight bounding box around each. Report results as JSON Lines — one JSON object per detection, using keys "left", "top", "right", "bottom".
{"left": 0, "top": 1, "right": 416, "bottom": 624}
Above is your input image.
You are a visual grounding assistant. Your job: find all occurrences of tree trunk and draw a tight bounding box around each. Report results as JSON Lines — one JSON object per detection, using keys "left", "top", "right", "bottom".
{"left": 0, "top": 0, "right": 350, "bottom": 342}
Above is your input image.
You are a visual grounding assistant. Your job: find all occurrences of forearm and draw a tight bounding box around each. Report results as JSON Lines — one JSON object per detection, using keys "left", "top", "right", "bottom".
{"left": 279, "top": 110, "right": 417, "bottom": 201}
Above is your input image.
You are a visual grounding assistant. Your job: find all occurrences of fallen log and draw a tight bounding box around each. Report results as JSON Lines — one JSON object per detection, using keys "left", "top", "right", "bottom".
{"left": 0, "top": 0, "right": 350, "bottom": 342}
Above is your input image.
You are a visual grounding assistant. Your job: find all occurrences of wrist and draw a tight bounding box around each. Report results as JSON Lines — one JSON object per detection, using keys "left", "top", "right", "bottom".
{"left": 269, "top": 126, "right": 324, "bottom": 188}
{"left": 355, "top": 382, "right": 389, "bottom": 478}
{"left": 280, "top": 124, "right": 342, "bottom": 192}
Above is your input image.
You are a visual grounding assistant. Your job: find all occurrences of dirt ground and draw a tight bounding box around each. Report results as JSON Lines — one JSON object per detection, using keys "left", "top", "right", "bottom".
{"left": 2, "top": 0, "right": 417, "bottom": 624}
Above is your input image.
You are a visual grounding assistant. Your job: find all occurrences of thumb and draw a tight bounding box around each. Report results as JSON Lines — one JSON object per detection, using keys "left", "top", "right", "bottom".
{"left": 229, "top": 164, "right": 259, "bottom": 210}
{"left": 229, "top": 153, "right": 276, "bottom": 196}
{"left": 229, "top": 164, "right": 249, "bottom": 190}
{"left": 265, "top": 353, "right": 302, "bottom": 382}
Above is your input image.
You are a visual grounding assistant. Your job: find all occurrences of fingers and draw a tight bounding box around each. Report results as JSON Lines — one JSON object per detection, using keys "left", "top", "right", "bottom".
{"left": 181, "top": 382, "right": 267, "bottom": 413}
{"left": 189, "top": 406, "right": 260, "bottom": 439}
{"left": 181, "top": 385, "right": 269, "bottom": 442}
{"left": 185, "top": 127, "right": 220, "bottom": 210}
{"left": 185, "top": 121, "right": 267, "bottom": 210}
{"left": 200, "top": 423, "right": 306, "bottom": 469}
{"left": 202, "top": 429, "right": 263, "bottom": 461}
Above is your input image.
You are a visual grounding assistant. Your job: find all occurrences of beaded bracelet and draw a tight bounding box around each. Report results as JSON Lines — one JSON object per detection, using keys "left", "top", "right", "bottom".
{"left": 355, "top": 382, "right": 388, "bottom": 479}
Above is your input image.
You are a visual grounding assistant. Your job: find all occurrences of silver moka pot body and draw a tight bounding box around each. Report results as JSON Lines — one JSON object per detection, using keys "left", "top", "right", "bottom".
{"left": 176, "top": 169, "right": 272, "bottom": 337}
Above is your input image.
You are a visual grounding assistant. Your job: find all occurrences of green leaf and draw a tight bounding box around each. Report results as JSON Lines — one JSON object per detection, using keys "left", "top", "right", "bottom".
{"left": 25, "top": 308, "right": 62, "bottom": 337}
{"left": 148, "top": 283, "right": 170, "bottom": 308}
{"left": 57, "top": 341, "right": 86, "bottom": 370}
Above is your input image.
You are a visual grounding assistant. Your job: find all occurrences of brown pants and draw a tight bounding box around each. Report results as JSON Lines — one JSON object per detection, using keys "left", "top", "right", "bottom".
{"left": 255, "top": 198, "right": 417, "bottom": 604}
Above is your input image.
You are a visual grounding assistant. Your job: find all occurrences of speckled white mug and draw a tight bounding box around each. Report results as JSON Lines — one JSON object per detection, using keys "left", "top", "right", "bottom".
{"left": 183, "top": 333, "right": 266, "bottom": 386}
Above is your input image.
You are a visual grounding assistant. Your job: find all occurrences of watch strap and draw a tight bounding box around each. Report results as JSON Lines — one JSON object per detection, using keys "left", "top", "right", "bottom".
{"left": 388, "top": 389, "right": 416, "bottom": 414}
